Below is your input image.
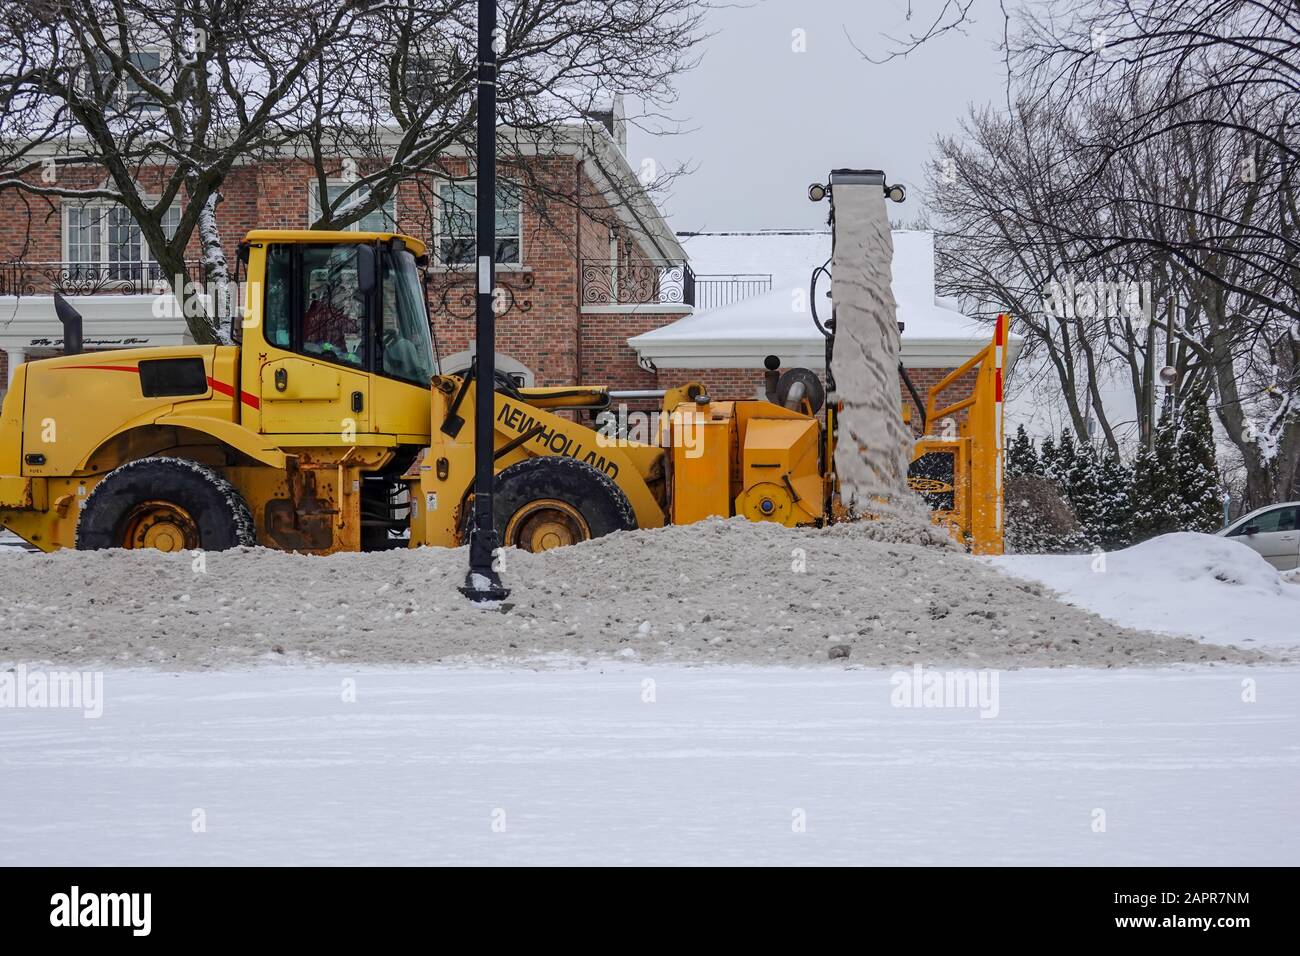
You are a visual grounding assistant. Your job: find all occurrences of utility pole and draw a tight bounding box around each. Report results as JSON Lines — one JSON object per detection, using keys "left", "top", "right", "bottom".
{"left": 460, "top": 0, "right": 509, "bottom": 603}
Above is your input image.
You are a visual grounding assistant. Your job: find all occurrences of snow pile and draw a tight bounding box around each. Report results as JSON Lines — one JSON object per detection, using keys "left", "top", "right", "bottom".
{"left": 0, "top": 519, "right": 1270, "bottom": 669}
{"left": 821, "top": 512, "right": 959, "bottom": 550}
{"left": 989, "top": 532, "right": 1300, "bottom": 649}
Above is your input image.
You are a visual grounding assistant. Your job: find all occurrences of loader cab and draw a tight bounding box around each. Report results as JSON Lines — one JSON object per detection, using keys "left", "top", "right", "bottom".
{"left": 240, "top": 231, "right": 436, "bottom": 438}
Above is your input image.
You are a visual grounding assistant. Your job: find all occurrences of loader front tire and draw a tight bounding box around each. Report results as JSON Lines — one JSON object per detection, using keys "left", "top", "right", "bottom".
{"left": 77, "top": 457, "right": 257, "bottom": 553}
{"left": 492, "top": 456, "right": 636, "bottom": 552}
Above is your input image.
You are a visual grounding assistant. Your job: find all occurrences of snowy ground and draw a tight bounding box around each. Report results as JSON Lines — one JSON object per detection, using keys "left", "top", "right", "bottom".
{"left": 990, "top": 533, "right": 1300, "bottom": 651}
{"left": 2, "top": 526, "right": 1294, "bottom": 865}
{"left": 1, "top": 664, "right": 1295, "bottom": 865}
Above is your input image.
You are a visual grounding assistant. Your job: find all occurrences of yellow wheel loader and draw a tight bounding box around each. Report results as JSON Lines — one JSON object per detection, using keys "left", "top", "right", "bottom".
{"left": 0, "top": 229, "right": 1004, "bottom": 556}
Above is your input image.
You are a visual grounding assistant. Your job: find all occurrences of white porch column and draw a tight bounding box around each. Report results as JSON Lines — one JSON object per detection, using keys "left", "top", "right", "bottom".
{"left": 4, "top": 348, "right": 24, "bottom": 388}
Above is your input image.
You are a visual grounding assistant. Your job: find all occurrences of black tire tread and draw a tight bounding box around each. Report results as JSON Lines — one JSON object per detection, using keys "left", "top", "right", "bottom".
{"left": 491, "top": 455, "right": 636, "bottom": 547}
{"left": 76, "top": 456, "right": 257, "bottom": 551}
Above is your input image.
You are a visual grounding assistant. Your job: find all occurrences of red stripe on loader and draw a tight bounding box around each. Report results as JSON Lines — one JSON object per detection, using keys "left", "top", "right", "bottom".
{"left": 206, "top": 376, "right": 233, "bottom": 397}
{"left": 57, "top": 363, "right": 254, "bottom": 408}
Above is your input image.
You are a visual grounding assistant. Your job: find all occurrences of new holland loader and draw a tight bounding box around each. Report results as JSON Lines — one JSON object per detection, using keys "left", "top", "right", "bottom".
{"left": 0, "top": 229, "right": 1005, "bottom": 556}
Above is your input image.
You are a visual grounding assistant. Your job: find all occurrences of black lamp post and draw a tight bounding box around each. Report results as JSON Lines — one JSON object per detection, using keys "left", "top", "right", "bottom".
{"left": 460, "top": 0, "right": 509, "bottom": 602}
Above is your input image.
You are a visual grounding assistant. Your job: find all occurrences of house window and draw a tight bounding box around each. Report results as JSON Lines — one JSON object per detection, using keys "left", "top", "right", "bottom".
{"left": 65, "top": 207, "right": 101, "bottom": 267}
{"left": 82, "top": 49, "right": 163, "bottom": 111}
{"left": 438, "top": 180, "right": 521, "bottom": 265}
{"left": 309, "top": 180, "right": 397, "bottom": 232}
{"left": 64, "top": 202, "right": 180, "bottom": 280}
{"left": 403, "top": 51, "right": 453, "bottom": 109}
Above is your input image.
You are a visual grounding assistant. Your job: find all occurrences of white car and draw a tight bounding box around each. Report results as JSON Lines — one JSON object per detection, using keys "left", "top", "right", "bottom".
{"left": 1219, "top": 501, "right": 1300, "bottom": 570}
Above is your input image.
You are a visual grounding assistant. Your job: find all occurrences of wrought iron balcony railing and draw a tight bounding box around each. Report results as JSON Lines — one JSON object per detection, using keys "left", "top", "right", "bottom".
{"left": 580, "top": 258, "right": 695, "bottom": 308}
{"left": 579, "top": 260, "right": 774, "bottom": 311}
{"left": 692, "top": 273, "right": 773, "bottom": 310}
{"left": 0, "top": 260, "right": 201, "bottom": 297}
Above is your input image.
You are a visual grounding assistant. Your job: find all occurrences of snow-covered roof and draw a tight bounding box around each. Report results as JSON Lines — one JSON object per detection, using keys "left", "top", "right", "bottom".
{"left": 630, "top": 229, "right": 1022, "bottom": 370}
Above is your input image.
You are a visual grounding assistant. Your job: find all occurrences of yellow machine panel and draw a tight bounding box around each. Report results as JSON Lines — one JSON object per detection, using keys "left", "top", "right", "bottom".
{"left": 735, "top": 412, "right": 823, "bottom": 527}
{"left": 669, "top": 402, "right": 733, "bottom": 524}
{"left": 19, "top": 346, "right": 230, "bottom": 477}
{"left": 418, "top": 379, "right": 668, "bottom": 549}
{"left": 258, "top": 356, "right": 371, "bottom": 434}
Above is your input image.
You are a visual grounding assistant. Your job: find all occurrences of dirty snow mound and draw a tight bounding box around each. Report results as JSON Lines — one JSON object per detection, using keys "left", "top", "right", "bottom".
{"left": 822, "top": 512, "right": 960, "bottom": 550}
{"left": 989, "top": 532, "right": 1300, "bottom": 649}
{"left": 0, "top": 519, "right": 1268, "bottom": 669}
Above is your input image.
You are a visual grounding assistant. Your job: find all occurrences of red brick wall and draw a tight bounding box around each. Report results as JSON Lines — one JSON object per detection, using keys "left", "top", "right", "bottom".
{"left": 0, "top": 188, "right": 61, "bottom": 263}
{"left": 423, "top": 157, "right": 589, "bottom": 386}
{"left": 650, "top": 366, "right": 767, "bottom": 399}
{"left": 578, "top": 312, "right": 674, "bottom": 391}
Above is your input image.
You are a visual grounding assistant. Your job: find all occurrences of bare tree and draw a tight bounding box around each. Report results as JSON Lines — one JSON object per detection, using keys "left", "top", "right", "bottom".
{"left": 0, "top": 0, "right": 388, "bottom": 341}
{"left": 0, "top": 0, "right": 707, "bottom": 343}
{"left": 931, "top": 96, "right": 1147, "bottom": 455}
{"left": 1014, "top": 0, "right": 1300, "bottom": 321}
{"left": 857, "top": 0, "right": 1300, "bottom": 504}
{"left": 933, "top": 68, "right": 1300, "bottom": 506}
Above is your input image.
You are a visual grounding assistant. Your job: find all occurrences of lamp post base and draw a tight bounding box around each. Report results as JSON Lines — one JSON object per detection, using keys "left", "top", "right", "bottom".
{"left": 460, "top": 568, "right": 510, "bottom": 603}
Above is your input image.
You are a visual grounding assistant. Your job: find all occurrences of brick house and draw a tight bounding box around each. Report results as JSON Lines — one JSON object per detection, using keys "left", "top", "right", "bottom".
{"left": 0, "top": 100, "right": 694, "bottom": 395}
{"left": 0, "top": 112, "right": 1015, "bottom": 411}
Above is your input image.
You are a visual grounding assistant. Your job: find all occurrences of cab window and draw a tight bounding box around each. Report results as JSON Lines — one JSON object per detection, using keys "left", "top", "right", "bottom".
{"left": 379, "top": 247, "right": 436, "bottom": 385}
{"left": 301, "top": 244, "right": 366, "bottom": 369}
{"left": 263, "top": 242, "right": 368, "bottom": 371}
{"left": 262, "top": 240, "right": 436, "bottom": 385}
{"left": 263, "top": 244, "right": 292, "bottom": 348}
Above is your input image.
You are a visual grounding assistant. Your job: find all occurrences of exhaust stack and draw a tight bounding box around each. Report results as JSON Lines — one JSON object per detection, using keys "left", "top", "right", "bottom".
{"left": 53, "top": 293, "right": 84, "bottom": 355}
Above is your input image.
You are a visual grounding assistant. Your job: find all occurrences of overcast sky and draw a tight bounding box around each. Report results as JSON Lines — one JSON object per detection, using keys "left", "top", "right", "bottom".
{"left": 628, "top": 0, "right": 1012, "bottom": 232}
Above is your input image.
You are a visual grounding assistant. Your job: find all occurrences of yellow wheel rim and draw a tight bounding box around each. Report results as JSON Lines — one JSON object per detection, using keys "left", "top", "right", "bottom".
{"left": 120, "top": 501, "right": 199, "bottom": 552}
{"left": 504, "top": 499, "right": 590, "bottom": 552}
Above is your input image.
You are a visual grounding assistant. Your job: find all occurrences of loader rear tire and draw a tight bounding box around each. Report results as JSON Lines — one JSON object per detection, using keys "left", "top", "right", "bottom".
{"left": 77, "top": 456, "right": 257, "bottom": 553}
{"left": 491, "top": 456, "right": 636, "bottom": 552}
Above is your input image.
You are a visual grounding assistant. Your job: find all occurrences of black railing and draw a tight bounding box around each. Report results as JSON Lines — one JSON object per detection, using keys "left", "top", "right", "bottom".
{"left": 693, "top": 273, "right": 772, "bottom": 310}
{"left": 0, "top": 260, "right": 201, "bottom": 297}
{"left": 426, "top": 267, "right": 535, "bottom": 320}
{"left": 580, "top": 258, "right": 696, "bottom": 308}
